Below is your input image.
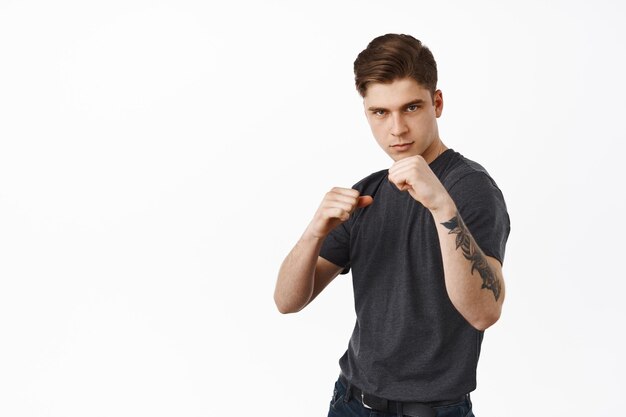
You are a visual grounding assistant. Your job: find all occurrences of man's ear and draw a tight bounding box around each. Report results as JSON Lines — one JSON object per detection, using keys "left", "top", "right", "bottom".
{"left": 434, "top": 89, "right": 444, "bottom": 118}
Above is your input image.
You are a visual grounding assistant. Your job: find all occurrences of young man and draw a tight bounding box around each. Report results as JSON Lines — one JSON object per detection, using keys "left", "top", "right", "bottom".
{"left": 274, "top": 34, "right": 510, "bottom": 417}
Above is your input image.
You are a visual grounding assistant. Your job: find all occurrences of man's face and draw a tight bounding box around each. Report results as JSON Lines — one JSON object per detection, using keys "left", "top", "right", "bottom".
{"left": 363, "top": 78, "right": 443, "bottom": 162}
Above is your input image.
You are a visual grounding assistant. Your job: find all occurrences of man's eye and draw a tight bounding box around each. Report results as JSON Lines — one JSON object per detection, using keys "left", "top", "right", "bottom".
{"left": 374, "top": 110, "right": 386, "bottom": 116}
{"left": 406, "top": 104, "right": 420, "bottom": 112}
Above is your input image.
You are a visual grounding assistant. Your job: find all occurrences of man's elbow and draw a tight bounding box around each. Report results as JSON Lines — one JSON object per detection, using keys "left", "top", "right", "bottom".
{"left": 275, "top": 302, "right": 298, "bottom": 315}
{"left": 274, "top": 294, "right": 304, "bottom": 314}
{"left": 470, "top": 308, "right": 501, "bottom": 331}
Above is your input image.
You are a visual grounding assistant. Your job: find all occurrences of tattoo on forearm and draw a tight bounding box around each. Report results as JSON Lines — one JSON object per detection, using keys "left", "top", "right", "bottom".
{"left": 441, "top": 213, "right": 501, "bottom": 301}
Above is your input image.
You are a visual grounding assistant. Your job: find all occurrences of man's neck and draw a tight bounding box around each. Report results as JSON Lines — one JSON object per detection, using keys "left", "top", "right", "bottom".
{"left": 422, "top": 139, "right": 448, "bottom": 164}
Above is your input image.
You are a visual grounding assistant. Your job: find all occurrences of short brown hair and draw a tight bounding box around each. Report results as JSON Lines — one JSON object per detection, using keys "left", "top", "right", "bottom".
{"left": 354, "top": 34, "right": 438, "bottom": 98}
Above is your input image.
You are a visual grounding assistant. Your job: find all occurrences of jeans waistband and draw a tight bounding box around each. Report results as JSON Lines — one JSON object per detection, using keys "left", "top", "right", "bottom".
{"left": 339, "top": 374, "right": 467, "bottom": 417}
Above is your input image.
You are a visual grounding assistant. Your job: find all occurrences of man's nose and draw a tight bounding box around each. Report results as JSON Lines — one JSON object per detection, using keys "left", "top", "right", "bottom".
{"left": 390, "top": 113, "right": 408, "bottom": 136}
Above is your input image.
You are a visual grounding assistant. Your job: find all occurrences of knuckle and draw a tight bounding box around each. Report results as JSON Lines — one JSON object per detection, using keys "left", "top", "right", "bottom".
{"left": 335, "top": 208, "right": 347, "bottom": 220}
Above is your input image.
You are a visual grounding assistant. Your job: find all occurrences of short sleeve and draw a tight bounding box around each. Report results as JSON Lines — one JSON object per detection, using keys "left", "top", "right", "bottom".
{"left": 319, "top": 220, "right": 352, "bottom": 274}
{"left": 448, "top": 172, "right": 511, "bottom": 264}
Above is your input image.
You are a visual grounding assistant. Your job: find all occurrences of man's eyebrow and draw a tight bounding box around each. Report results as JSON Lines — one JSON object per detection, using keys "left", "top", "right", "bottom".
{"left": 367, "top": 99, "right": 425, "bottom": 111}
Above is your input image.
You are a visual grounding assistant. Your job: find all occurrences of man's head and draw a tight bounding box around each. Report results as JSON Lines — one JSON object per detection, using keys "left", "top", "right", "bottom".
{"left": 354, "top": 34, "right": 438, "bottom": 100}
{"left": 355, "top": 34, "right": 444, "bottom": 162}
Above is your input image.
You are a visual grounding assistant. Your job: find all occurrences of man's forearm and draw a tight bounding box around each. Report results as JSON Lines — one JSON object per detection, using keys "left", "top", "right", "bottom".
{"left": 274, "top": 187, "right": 371, "bottom": 314}
{"left": 431, "top": 201, "right": 505, "bottom": 331}
{"left": 440, "top": 213, "right": 502, "bottom": 301}
{"left": 274, "top": 233, "right": 324, "bottom": 314}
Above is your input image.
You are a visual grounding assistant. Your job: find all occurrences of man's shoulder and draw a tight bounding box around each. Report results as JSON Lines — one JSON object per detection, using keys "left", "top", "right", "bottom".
{"left": 440, "top": 150, "right": 500, "bottom": 191}
{"left": 351, "top": 168, "right": 388, "bottom": 194}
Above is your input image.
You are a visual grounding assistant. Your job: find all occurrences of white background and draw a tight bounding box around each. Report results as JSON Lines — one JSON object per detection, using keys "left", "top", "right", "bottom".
{"left": 1, "top": 1, "right": 625, "bottom": 416}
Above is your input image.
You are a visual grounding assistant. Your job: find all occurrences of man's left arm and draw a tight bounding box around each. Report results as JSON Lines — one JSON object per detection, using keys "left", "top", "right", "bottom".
{"left": 430, "top": 203, "right": 505, "bottom": 331}
{"left": 388, "top": 155, "right": 507, "bottom": 331}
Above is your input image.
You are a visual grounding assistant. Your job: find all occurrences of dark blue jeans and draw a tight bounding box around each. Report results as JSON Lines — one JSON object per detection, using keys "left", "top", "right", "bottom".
{"left": 327, "top": 377, "right": 475, "bottom": 417}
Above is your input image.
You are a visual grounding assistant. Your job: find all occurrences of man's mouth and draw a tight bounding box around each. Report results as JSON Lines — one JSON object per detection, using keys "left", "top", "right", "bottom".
{"left": 391, "top": 141, "right": 414, "bottom": 149}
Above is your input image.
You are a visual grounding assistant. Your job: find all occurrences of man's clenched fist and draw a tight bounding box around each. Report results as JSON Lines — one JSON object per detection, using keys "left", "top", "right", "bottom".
{"left": 305, "top": 187, "right": 373, "bottom": 239}
{"left": 388, "top": 155, "right": 453, "bottom": 212}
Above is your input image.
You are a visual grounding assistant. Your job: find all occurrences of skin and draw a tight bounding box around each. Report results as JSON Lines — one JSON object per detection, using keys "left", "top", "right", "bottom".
{"left": 274, "top": 77, "right": 505, "bottom": 330}
{"left": 364, "top": 77, "right": 445, "bottom": 164}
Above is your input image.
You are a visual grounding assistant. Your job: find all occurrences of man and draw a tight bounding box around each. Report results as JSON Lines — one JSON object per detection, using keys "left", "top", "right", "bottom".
{"left": 274, "top": 34, "right": 510, "bottom": 417}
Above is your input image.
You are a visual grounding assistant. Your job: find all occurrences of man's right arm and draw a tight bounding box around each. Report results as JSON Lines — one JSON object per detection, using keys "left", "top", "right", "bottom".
{"left": 273, "top": 188, "right": 373, "bottom": 314}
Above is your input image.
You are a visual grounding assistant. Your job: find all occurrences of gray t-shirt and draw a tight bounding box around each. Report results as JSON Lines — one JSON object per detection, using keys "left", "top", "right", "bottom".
{"left": 319, "top": 149, "right": 510, "bottom": 402}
